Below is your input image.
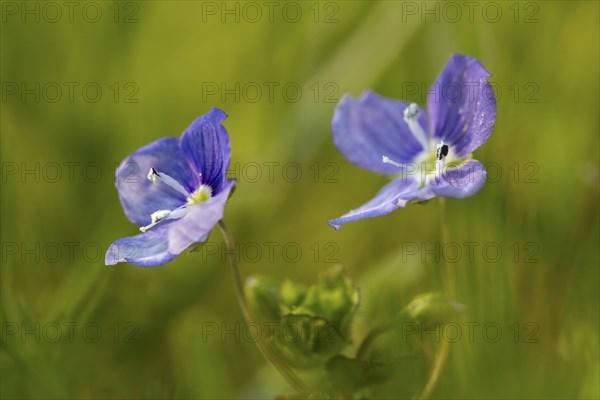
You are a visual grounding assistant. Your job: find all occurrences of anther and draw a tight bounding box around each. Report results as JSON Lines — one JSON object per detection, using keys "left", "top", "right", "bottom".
{"left": 403, "top": 103, "right": 420, "bottom": 120}
{"left": 150, "top": 209, "right": 171, "bottom": 223}
{"left": 436, "top": 142, "right": 449, "bottom": 161}
{"left": 147, "top": 167, "right": 160, "bottom": 184}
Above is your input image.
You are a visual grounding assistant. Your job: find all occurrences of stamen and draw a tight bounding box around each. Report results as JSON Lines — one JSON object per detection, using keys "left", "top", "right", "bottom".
{"left": 140, "top": 169, "right": 213, "bottom": 233}
{"left": 147, "top": 167, "right": 191, "bottom": 197}
{"left": 140, "top": 209, "right": 170, "bottom": 232}
{"left": 139, "top": 206, "right": 189, "bottom": 232}
{"left": 403, "top": 103, "right": 429, "bottom": 151}
{"left": 382, "top": 155, "right": 404, "bottom": 168}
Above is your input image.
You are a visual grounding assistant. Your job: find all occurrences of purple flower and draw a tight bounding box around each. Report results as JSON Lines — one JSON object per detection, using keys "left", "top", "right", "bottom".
{"left": 329, "top": 54, "right": 496, "bottom": 230}
{"left": 105, "top": 108, "right": 235, "bottom": 267}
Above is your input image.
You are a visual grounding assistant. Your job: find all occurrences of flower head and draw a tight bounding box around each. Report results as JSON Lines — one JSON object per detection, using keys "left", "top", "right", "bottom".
{"left": 105, "top": 108, "right": 235, "bottom": 267}
{"left": 329, "top": 54, "right": 496, "bottom": 230}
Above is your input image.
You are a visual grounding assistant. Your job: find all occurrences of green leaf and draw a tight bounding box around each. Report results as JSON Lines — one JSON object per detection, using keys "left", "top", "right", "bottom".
{"left": 325, "top": 355, "right": 392, "bottom": 394}
{"left": 352, "top": 324, "right": 429, "bottom": 398}
{"left": 295, "top": 266, "right": 359, "bottom": 339}
{"left": 404, "top": 292, "right": 466, "bottom": 327}
{"left": 275, "top": 314, "right": 346, "bottom": 369}
{"left": 245, "top": 267, "right": 360, "bottom": 369}
{"left": 244, "top": 275, "right": 281, "bottom": 323}
{"left": 355, "top": 323, "right": 422, "bottom": 365}
{"left": 279, "top": 279, "right": 307, "bottom": 311}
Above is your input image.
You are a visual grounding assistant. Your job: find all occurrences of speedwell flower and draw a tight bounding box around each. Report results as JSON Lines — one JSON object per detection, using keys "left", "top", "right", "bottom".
{"left": 329, "top": 54, "right": 496, "bottom": 230}
{"left": 105, "top": 108, "right": 235, "bottom": 267}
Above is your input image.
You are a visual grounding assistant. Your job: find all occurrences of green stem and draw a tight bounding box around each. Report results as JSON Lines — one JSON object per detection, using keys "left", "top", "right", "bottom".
{"left": 419, "top": 198, "right": 454, "bottom": 400}
{"left": 419, "top": 338, "right": 450, "bottom": 400}
{"left": 217, "top": 220, "right": 311, "bottom": 395}
{"left": 438, "top": 197, "right": 456, "bottom": 298}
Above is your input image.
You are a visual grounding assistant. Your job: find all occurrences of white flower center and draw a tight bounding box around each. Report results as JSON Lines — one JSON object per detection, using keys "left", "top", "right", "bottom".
{"left": 383, "top": 139, "right": 469, "bottom": 187}
{"left": 187, "top": 185, "right": 212, "bottom": 206}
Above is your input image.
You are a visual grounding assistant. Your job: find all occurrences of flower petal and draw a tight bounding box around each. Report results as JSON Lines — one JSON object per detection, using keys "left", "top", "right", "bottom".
{"left": 427, "top": 54, "right": 496, "bottom": 156}
{"left": 429, "top": 159, "right": 487, "bottom": 199}
{"left": 332, "top": 91, "right": 428, "bottom": 174}
{"left": 180, "top": 108, "right": 231, "bottom": 194}
{"left": 116, "top": 137, "right": 199, "bottom": 227}
{"left": 328, "top": 178, "right": 422, "bottom": 230}
{"left": 105, "top": 225, "right": 177, "bottom": 267}
{"left": 167, "top": 180, "right": 235, "bottom": 254}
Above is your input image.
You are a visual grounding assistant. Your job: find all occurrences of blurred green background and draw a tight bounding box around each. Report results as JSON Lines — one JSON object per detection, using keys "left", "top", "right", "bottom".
{"left": 1, "top": 1, "right": 599, "bottom": 398}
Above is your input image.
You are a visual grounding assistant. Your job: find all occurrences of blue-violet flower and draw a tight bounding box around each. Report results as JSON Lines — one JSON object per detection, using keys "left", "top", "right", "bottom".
{"left": 105, "top": 107, "right": 234, "bottom": 267}
{"left": 329, "top": 54, "right": 496, "bottom": 230}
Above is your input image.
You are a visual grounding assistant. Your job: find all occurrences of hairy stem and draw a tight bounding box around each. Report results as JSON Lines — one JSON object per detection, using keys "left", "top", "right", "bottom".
{"left": 438, "top": 197, "right": 456, "bottom": 298}
{"left": 217, "top": 220, "right": 311, "bottom": 395}
{"left": 419, "top": 337, "right": 450, "bottom": 400}
{"left": 419, "top": 198, "right": 454, "bottom": 400}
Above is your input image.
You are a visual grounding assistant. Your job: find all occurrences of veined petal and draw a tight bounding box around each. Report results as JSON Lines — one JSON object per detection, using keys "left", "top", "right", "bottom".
{"left": 105, "top": 225, "right": 177, "bottom": 268}
{"left": 332, "top": 91, "right": 428, "bottom": 175}
{"left": 116, "top": 137, "right": 199, "bottom": 227}
{"left": 427, "top": 54, "right": 496, "bottom": 157}
{"left": 328, "top": 178, "right": 422, "bottom": 230}
{"left": 167, "top": 180, "right": 235, "bottom": 254}
{"left": 429, "top": 159, "right": 487, "bottom": 199}
{"left": 180, "top": 108, "right": 231, "bottom": 194}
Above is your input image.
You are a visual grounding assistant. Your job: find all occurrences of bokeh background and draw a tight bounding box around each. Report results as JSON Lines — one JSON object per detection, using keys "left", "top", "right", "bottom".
{"left": 1, "top": 1, "right": 599, "bottom": 398}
